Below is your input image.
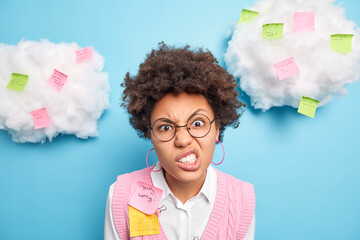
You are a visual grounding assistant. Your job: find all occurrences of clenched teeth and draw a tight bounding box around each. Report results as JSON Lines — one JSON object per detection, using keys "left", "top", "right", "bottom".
{"left": 179, "top": 154, "right": 196, "bottom": 164}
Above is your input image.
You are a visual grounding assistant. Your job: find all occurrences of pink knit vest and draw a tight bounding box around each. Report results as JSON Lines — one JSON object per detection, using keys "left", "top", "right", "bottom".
{"left": 112, "top": 167, "right": 255, "bottom": 240}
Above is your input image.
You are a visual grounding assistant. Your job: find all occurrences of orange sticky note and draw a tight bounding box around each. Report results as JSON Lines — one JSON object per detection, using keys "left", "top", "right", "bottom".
{"left": 274, "top": 57, "right": 300, "bottom": 80}
{"left": 129, "top": 181, "right": 163, "bottom": 215}
{"left": 129, "top": 206, "right": 160, "bottom": 237}
{"left": 75, "top": 46, "right": 93, "bottom": 63}
{"left": 30, "top": 108, "right": 51, "bottom": 129}
{"left": 47, "top": 69, "right": 68, "bottom": 91}
{"left": 293, "top": 12, "right": 315, "bottom": 32}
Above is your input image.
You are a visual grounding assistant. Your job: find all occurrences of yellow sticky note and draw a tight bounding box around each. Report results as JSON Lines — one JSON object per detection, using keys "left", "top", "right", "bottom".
{"left": 297, "top": 96, "right": 320, "bottom": 118}
{"left": 129, "top": 206, "right": 160, "bottom": 237}
{"left": 238, "top": 9, "right": 259, "bottom": 24}
{"left": 6, "top": 73, "right": 29, "bottom": 91}
{"left": 262, "top": 23, "right": 284, "bottom": 39}
{"left": 330, "top": 34, "right": 353, "bottom": 53}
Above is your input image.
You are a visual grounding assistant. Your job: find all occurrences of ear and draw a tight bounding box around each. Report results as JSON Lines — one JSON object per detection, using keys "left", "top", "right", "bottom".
{"left": 216, "top": 127, "right": 220, "bottom": 142}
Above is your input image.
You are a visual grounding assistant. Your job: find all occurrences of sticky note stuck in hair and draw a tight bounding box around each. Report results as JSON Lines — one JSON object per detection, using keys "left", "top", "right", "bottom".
{"left": 293, "top": 12, "right": 315, "bottom": 32}
{"left": 30, "top": 108, "right": 51, "bottom": 129}
{"left": 274, "top": 57, "right": 300, "bottom": 80}
{"left": 262, "top": 23, "right": 284, "bottom": 39}
{"left": 75, "top": 46, "right": 93, "bottom": 63}
{"left": 297, "top": 97, "right": 319, "bottom": 118}
{"left": 330, "top": 34, "right": 353, "bottom": 53}
{"left": 47, "top": 69, "right": 68, "bottom": 91}
{"left": 6, "top": 73, "right": 29, "bottom": 91}
{"left": 238, "top": 9, "right": 259, "bottom": 24}
{"left": 129, "top": 206, "right": 160, "bottom": 237}
{"left": 129, "top": 181, "right": 163, "bottom": 215}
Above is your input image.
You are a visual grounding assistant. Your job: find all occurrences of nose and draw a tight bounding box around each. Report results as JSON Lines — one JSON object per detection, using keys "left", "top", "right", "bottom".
{"left": 174, "top": 125, "right": 192, "bottom": 148}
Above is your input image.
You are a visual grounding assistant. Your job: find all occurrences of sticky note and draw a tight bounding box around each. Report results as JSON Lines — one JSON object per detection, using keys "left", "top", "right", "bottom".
{"left": 129, "top": 206, "right": 160, "bottom": 237}
{"left": 238, "top": 9, "right": 259, "bottom": 24}
{"left": 262, "top": 23, "right": 284, "bottom": 39}
{"left": 297, "top": 96, "right": 319, "bottom": 118}
{"left": 75, "top": 46, "right": 93, "bottom": 63}
{"left": 274, "top": 57, "right": 300, "bottom": 80}
{"left": 6, "top": 73, "right": 29, "bottom": 91}
{"left": 129, "top": 181, "right": 163, "bottom": 215}
{"left": 30, "top": 108, "right": 51, "bottom": 129}
{"left": 330, "top": 34, "right": 353, "bottom": 53}
{"left": 293, "top": 12, "right": 315, "bottom": 32}
{"left": 47, "top": 69, "right": 68, "bottom": 91}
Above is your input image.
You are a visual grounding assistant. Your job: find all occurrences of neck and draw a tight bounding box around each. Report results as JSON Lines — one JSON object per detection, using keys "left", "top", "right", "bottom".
{"left": 163, "top": 171, "right": 206, "bottom": 204}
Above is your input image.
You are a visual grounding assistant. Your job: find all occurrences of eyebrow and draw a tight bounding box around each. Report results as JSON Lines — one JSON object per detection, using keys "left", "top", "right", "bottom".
{"left": 153, "top": 108, "right": 210, "bottom": 124}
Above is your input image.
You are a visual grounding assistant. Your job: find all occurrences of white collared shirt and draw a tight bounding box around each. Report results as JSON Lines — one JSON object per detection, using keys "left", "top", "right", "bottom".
{"left": 104, "top": 163, "right": 255, "bottom": 240}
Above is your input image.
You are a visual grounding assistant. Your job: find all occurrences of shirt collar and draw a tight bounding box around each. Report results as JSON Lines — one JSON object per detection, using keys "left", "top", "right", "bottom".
{"left": 151, "top": 162, "right": 217, "bottom": 204}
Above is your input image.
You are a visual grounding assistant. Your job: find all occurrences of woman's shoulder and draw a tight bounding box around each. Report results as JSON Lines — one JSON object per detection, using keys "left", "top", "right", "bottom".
{"left": 215, "top": 168, "right": 254, "bottom": 192}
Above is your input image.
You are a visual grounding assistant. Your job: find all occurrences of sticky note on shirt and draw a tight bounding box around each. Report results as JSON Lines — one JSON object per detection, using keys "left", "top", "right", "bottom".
{"left": 274, "top": 57, "right": 300, "bottom": 80}
{"left": 262, "top": 23, "right": 284, "bottom": 39}
{"left": 297, "top": 97, "right": 319, "bottom": 118}
{"left": 293, "top": 12, "right": 315, "bottom": 32}
{"left": 129, "top": 181, "right": 163, "bottom": 215}
{"left": 30, "top": 108, "right": 51, "bottom": 129}
{"left": 129, "top": 206, "right": 160, "bottom": 237}
{"left": 238, "top": 9, "right": 259, "bottom": 24}
{"left": 47, "top": 69, "right": 68, "bottom": 91}
{"left": 75, "top": 46, "right": 93, "bottom": 63}
{"left": 6, "top": 73, "right": 29, "bottom": 91}
{"left": 330, "top": 34, "right": 353, "bottom": 53}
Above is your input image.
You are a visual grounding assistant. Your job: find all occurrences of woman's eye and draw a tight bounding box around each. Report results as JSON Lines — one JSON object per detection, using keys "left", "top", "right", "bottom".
{"left": 192, "top": 120, "right": 205, "bottom": 127}
{"left": 159, "top": 125, "right": 172, "bottom": 132}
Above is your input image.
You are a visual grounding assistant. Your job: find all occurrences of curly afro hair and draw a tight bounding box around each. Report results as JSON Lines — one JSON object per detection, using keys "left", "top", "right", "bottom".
{"left": 121, "top": 42, "right": 245, "bottom": 142}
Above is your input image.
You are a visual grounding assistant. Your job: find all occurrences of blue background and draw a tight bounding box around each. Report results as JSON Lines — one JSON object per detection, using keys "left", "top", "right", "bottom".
{"left": 1, "top": 0, "right": 359, "bottom": 239}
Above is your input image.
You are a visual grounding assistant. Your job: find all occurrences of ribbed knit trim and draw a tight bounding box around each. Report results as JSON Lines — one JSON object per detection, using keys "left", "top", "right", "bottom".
{"left": 201, "top": 169, "right": 255, "bottom": 240}
{"left": 201, "top": 169, "right": 227, "bottom": 239}
{"left": 236, "top": 182, "right": 255, "bottom": 240}
{"left": 112, "top": 167, "right": 168, "bottom": 240}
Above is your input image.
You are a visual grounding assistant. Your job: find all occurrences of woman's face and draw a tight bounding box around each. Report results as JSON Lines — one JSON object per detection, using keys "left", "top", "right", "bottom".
{"left": 150, "top": 92, "right": 219, "bottom": 187}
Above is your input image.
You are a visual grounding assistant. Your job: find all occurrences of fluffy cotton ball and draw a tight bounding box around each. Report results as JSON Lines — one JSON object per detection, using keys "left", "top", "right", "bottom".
{"left": 0, "top": 40, "right": 110, "bottom": 143}
{"left": 224, "top": 0, "right": 360, "bottom": 110}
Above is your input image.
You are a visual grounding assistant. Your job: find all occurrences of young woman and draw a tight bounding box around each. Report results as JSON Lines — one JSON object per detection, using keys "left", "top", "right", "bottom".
{"left": 104, "top": 43, "right": 255, "bottom": 240}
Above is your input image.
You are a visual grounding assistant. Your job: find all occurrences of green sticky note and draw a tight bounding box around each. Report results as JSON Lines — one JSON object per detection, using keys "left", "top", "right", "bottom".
{"left": 297, "top": 96, "right": 320, "bottom": 118}
{"left": 6, "top": 73, "right": 29, "bottom": 91}
{"left": 262, "top": 23, "right": 284, "bottom": 39}
{"left": 330, "top": 34, "right": 353, "bottom": 53}
{"left": 238, "top": 9, "right": 259, "bottom": 24}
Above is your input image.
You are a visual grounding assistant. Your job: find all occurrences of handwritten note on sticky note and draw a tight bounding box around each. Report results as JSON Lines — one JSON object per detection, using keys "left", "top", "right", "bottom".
{"left": 129, "top": 181, "right": 163, "bottom": 215}
{"left": 330, "top": 34, "right": 353, "bottom": 53}
{"left": 6, "top": 73, "right": 29, "bottom": 91}
{"left": 129, "top": 206, "right": 160, "bottom": 237}
{"left": 297, "top": 97, "right": 319, "bottom": 118}
{"left": 274, "top": 57, "right": 300, "bottom": 80}
{"left": 30, "top": 108, "right": 51, "bottom": 129}
{"left": 238, "top": 9, "right": 259, "bottom": 24}
{"left": 262, "top": 23, "right": 284, "bottom": 39}
{"left": 47, "top": 69, "right": 68, "bottom": 91}
{"left": 75, "top": 46, "right": 93, "bottom": 63}
{"left": 293, "top": 12, "right": 315, "bottom": 32}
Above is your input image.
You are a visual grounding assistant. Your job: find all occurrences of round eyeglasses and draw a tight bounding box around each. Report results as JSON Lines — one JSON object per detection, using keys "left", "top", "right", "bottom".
{"left": 150, "top": 113, "right": 216, "bottom": 142}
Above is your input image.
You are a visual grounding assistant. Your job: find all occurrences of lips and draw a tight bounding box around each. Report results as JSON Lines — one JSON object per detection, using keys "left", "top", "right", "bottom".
{"left": 175, "top": 148, "right": 200, "bottom": 171}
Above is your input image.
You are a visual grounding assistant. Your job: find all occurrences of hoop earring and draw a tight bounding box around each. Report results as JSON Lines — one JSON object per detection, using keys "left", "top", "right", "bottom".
{"left": 146, "top": 148, "right": 162, "bottom": 172}
{"left": 212, "top": 140, "right": 225, "bottom": 165}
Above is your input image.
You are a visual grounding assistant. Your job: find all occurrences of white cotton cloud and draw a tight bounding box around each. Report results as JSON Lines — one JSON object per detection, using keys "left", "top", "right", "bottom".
{"left": 0, "top": 40, "right": 110, "bottom": 143}
{"left": 224, "top": 0, "right": 360, "bottom": 110}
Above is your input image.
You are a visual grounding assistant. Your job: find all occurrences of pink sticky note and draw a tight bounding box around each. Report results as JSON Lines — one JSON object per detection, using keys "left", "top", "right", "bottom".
{"left": 274, "top": 57, "right": 300, "bottom": 80}
{"left": 47, "top": 69, "right": 68, "bottom": 91}
{"left": 129, "top": 181, "right": 163, "bottom": 215}
{"left": 30, "top": 108, "right": 51, "bottom": 129}
{"left": 293, "top": 12, "right": 315, "bottom": 32}
{"left": 75, "top": 46, "right": 93, "bottom": 63}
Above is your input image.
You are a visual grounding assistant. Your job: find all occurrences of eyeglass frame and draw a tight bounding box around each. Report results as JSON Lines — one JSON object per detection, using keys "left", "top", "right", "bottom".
{"left": 150, "top": 113, "right": 216, "bottom": 142}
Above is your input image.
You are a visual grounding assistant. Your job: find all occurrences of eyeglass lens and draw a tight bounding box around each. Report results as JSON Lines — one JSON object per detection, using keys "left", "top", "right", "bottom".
{"left": 152, "top": 114, "right": 212, "bottom": 141}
